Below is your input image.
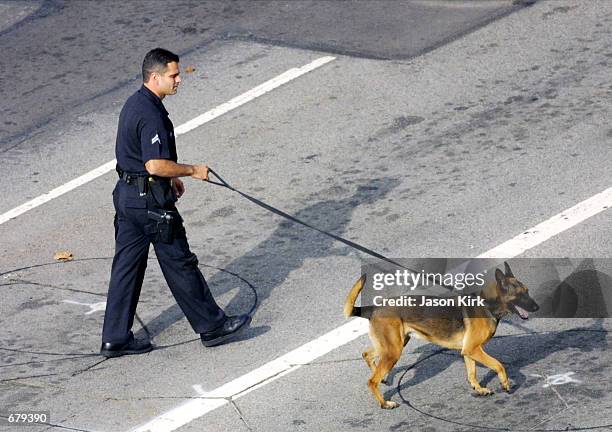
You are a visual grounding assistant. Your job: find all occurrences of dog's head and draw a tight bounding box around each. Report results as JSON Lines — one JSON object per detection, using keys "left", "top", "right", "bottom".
{"left": 491, "top": 262, "right": 539, "bottom": 319}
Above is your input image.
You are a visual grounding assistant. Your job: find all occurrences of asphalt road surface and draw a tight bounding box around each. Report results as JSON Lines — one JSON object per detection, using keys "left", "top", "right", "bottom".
{"left": 1, "top": 1, "right": 612, "bottom": 431}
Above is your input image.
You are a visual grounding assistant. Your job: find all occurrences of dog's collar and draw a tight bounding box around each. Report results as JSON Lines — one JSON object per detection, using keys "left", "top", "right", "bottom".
{"left": 485, "top": 298, "right": 508, "bottom": 320}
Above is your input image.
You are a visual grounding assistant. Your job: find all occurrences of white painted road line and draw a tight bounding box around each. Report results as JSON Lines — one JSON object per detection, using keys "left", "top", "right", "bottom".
{"left": 129, "top": 188, "right": 612, "bottom": 432}
{"left": 131, "top": 319, "right": 368, "bottom": 432}
{"left": 174, "top": 56, "right": 336, "bottom": 135}
{"left": 132, "top": 320, "right": 368, "bottom": 432}
{"left": 0, "top": 56, "right": 336, "bottom": 226}
{"left": 478, "top": 187, "right": 612, "bottom": 258}
{"left": 0, "top": 160, "right": 117, "bottom": 226}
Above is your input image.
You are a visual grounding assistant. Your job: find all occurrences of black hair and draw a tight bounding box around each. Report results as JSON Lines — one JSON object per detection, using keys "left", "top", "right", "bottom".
{"left": 142, "top": 48, "right": 179, "bottom": 82}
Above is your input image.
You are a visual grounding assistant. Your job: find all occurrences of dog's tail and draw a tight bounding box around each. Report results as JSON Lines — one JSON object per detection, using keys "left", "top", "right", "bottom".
{"left": 344, "top": 274, "right": 366, "bottom": 318}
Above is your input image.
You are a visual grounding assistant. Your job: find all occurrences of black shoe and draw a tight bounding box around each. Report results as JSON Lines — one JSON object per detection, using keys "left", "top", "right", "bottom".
{"left": 200, "top": 314, "right": 252, "bottom": 347}
{"left": 100, "top": 333, "right": 153, "bottom": 358}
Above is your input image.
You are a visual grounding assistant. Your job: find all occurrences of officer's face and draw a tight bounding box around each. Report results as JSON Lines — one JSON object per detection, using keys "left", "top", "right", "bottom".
{"left": 154, "top": 61, "right": 181, "bottom": 97}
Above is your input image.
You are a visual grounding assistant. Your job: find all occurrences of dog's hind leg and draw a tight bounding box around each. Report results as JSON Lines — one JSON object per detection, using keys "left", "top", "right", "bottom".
{"left": 368, "top": 320, "right": 403, "bottom": 409}
{"left": 369, "top": 348, "right": 402, "bottom": 408}
{"left": 381, "top": 333, "right": 410, "bottom": 385}
{"left": 363, "top": 346, "right": 395, "bottom": 385}
{"left": 463, "top": 355, "right": 492, "bottom": 396}
{"left": 466, "top": 346, "right": 511, "bottom": 393}
{"left": 362, "top": 346, "right": 378, "bottom": 373}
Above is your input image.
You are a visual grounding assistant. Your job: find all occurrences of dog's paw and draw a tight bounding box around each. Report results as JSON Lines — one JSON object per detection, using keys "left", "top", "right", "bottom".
{"left": 381, "top": 400, "right": 400, "bottom": 409}
{"left": 473, "top": 387, "right": 494, "bottom": 396}
{"left": 502, "top": 380, "right": 514, "bottom": 393}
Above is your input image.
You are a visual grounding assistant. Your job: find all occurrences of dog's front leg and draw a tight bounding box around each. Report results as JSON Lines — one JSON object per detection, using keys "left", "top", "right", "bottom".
{"left": 463, "top": 355, "right": 493, "bottom": 396}
{"left": 467, "top": 346, "right": 511, "bottom": 393}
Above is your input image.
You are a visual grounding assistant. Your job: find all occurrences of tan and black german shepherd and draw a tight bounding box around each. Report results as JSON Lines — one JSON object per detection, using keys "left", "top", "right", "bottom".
{"left": 344, "top": 262, "right": 539, "bottom": 409}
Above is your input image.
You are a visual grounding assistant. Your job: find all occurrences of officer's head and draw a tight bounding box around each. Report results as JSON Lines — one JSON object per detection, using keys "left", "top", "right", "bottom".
{"left": 142, "top": 48, "right": 182, "bottom": 99}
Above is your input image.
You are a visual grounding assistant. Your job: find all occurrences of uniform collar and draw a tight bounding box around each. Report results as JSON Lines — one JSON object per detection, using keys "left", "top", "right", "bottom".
{"left": 139, "top": 84, "right": 168, "bottom": 115}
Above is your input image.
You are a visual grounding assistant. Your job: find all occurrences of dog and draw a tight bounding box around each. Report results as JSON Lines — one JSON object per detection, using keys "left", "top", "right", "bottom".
{"left": 344, "top": 261, "right": 539, "bottom": 409}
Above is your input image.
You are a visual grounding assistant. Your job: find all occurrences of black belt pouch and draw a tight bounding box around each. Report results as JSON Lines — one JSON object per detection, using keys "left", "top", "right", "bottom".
{"left": 148, "top": 178, "right": 177, "bottom": 209}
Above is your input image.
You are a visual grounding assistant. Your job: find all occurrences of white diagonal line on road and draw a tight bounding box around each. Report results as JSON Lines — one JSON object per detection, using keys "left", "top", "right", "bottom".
{"left": 0, "top": 56, "right": 336, "bottom": 226}
{"left": 130, "top": 188, "right": 612, "bottom": 431}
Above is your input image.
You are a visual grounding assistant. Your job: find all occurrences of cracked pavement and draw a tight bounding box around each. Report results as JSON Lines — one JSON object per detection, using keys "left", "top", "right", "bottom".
{"left": 2, "top": 0, "right": 612, "bottom": 431}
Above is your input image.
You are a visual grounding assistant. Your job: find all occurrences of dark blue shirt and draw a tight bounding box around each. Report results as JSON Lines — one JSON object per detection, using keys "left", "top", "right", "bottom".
{"left": 115, "top": 85, "right": 177, "bottom": 174}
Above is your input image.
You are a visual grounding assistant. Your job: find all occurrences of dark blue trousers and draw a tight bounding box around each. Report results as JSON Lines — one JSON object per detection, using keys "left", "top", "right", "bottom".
{"left": 102, "top": 181, "right": 226, "bottom": 344}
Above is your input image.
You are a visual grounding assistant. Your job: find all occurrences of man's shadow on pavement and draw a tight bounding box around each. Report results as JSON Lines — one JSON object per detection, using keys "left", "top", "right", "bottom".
{"left": 140, "top": 176, "right": 401, "bottom": 342}
{"left": 383, "top": 319, "right": 608, "bottom": 401}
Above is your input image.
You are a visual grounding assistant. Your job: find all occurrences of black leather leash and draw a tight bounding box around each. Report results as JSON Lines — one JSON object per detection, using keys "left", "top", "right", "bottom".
{"left": 205, "top": 168, "right": 426, "bottom": 276}
{"left": 205, "top": 169, "right": 468, "bottom": 292}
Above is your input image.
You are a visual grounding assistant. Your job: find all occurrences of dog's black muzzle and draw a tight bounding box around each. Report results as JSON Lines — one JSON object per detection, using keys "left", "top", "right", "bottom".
{"left": 510, "top": 297, "right": 539, "bottom": 320}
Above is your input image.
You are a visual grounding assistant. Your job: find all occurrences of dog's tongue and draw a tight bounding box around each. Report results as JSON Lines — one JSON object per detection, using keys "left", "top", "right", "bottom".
{"left": 515, "top": 305, "right": 529, "bottom": 319}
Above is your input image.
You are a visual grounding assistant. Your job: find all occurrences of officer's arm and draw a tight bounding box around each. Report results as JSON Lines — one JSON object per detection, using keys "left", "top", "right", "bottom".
{"left": 145, "top": 159, "right": 209, "bottom": 180}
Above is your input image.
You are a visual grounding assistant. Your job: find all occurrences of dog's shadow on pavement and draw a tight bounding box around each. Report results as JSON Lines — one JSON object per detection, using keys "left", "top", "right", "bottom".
{"left": 384, "top": 319, "right": 608, "bottom": 401}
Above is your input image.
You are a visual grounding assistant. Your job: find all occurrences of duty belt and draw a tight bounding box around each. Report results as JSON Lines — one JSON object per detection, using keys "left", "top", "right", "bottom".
{"left": 116, "top": 166, "right": 172, "bottom": 200}
{"left": 116, "top": 166, "right": 154, "bottom": 196}
{"left": 116, "top": 167, "right": 148, "bottom": 183}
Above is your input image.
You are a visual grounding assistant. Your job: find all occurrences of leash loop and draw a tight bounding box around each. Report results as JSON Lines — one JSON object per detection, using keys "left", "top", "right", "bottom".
{"left": 206, "top": 168, "right": 234, "bottom": 189}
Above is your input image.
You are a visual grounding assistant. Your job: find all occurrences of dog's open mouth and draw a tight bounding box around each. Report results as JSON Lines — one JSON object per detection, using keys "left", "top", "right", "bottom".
{"left": 511, "top": 304, "right": 529, "bottom": 320}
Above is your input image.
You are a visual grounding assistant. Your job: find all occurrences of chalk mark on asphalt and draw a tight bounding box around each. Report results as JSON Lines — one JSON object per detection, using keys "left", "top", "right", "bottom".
{"left": 63, "top": 300, "right": 106, "bottom": 315}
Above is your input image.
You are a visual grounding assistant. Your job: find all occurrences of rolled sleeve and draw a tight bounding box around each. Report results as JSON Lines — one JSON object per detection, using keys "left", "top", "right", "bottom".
{"left": 139, "top": 117, "right": 171, "bottom": 164}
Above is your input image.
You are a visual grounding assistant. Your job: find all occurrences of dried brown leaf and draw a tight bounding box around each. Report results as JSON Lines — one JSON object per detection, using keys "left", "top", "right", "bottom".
{"left": 54, "top": 250, "right": 73, "bottom": 262}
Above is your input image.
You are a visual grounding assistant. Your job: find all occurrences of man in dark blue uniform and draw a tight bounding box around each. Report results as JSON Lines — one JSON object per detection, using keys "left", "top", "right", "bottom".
{"left": 101, "top": 48, "right": 250, "bottom": 358}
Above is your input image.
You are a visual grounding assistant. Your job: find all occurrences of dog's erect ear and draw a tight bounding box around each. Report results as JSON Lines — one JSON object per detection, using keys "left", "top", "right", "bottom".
{"left": 504, "top": 261, "right": 514, "bottom": 278}
{"left": 495, "top": 268, "right": 506, "bottom": 290}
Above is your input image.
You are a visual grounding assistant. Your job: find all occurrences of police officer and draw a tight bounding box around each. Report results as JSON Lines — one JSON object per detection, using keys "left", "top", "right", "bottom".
{"left": 100, "top": 48, "right": 251, "bottom": 358}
